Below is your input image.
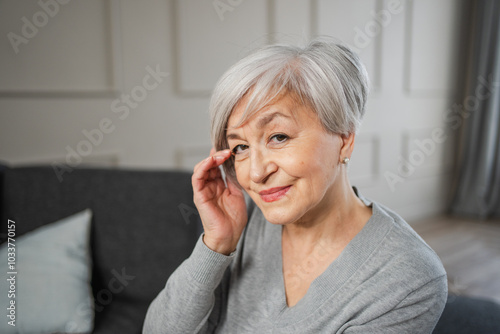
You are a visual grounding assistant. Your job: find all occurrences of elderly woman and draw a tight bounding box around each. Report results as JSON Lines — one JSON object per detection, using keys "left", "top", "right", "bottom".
{"left": 144, "top": 39, "right": 447, "bottom": 333}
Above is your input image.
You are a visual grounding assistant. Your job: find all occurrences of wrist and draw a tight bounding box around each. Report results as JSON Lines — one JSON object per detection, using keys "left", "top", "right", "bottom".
{"left": 202, "top": 234, "right": 236, "bottom": 256}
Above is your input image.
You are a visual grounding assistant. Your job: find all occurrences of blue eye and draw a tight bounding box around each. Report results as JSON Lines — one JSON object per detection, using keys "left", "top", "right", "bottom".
{"left": 231, "top": 144, "right": 249, "bottom": 155}
{"left": 270, "top": 134, "right": 288, "bottom": 143}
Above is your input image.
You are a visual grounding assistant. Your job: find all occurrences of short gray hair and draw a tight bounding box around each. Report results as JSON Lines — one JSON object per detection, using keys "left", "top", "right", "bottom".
{"left": 209, "top": 38, "right": 370, "bottom": 182}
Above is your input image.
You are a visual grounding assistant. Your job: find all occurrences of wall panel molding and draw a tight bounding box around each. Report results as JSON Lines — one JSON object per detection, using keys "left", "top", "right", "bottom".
{"left": 401, "top": 127, "right": 455, "bottom": 179}
{"left": 172, "top": 0, "right": 274, "bottom": 97}
{"left": 175, "top": 145, "right": 212, "bottom": 170}
{"left": 310, "top": 0, "right": 318, "bottom": 37}
{"left": 9, "top": 150, "right": 122, "bottom": 168}
{"left": 349, "top": 133, "right": 381, "bottom": 187}
{"left": 315, "top": 0, "right": 383, "bottom": 91}
{"left": 0, "top": 0, "right": 123, "bottom": 98}
{"left": 403, "top": 0, "right": 465, "bottom": 97}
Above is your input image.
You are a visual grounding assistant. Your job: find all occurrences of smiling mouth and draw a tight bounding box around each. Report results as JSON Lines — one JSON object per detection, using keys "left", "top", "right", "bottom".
{"left": 259, "top": 186, "right": 291, "bottom": 202}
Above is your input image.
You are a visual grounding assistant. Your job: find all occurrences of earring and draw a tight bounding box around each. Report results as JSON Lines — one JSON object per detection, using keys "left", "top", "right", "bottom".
{"left": 342, "top": 157, "right": 350, "bottom": 164}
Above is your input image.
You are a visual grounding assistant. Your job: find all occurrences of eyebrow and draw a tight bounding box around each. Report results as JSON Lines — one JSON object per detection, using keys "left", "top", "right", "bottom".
{"left": 226, "top": 112, "right": 291, "bottom": 140}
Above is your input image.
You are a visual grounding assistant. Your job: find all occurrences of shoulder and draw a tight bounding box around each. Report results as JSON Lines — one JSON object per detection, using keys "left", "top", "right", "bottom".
{"left": 352, "top": 188, "right": 446, "bottom": 286}
{"left": 337, "top": 195, "right": 448, "bottom": 324}
{"left": 364, "top": 199, "right": 447, "bottom": 291}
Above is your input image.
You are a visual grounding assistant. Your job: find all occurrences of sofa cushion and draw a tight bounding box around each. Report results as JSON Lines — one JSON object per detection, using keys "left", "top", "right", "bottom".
{"left": 0, "top": 167, "right": 200, "bottom": 334}
{"left": 0, "top": 209, "right": 93, "bottom": 334}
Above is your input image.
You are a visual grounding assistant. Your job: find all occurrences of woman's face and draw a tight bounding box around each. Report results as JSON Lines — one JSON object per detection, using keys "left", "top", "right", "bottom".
{"left": 227, "top": 92, "right": 348, "bottom": 226}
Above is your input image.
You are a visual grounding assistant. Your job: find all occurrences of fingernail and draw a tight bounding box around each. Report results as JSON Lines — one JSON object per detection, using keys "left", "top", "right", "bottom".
{"left": 214, "top": 155, "right": 225, "bottom": 161}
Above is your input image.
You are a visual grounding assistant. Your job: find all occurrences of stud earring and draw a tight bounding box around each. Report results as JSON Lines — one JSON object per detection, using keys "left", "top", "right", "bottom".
{"left": 342, "top": 157, "right": 350, "bottom": 164}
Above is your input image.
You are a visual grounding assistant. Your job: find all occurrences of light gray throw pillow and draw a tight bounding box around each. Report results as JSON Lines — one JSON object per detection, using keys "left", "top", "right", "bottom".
{"left": 0, "top": 209, "right": 94, "bottom": 334}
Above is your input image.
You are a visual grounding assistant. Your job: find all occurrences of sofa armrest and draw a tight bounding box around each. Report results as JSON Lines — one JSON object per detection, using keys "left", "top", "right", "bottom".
{"left": 433, "top": 294, "right": 500, "bottom": 334}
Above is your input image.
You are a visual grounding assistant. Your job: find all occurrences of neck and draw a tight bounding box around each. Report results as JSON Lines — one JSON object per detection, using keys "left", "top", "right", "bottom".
{"left": 282, "top": 178, "right": 371, "bottom": 254}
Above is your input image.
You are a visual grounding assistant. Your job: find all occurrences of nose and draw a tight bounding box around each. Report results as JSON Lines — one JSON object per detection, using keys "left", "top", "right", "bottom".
{"left": 249, "top": 148, "right": 278, "bottom": 183}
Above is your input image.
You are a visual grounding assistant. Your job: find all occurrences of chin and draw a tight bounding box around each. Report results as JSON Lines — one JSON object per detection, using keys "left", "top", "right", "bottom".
{"left": 258, "top": 204, "right": 300, "bottom": 225}
{"left": 248, "top": 190, "right": 305, "bottom": 225}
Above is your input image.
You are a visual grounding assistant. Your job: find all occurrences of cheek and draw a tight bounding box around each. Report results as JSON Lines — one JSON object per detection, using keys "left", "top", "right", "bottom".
{"left": 234, "top": 162, "right": 249, "bottom": 188}
{"left": 287, "top": 144, "right": 339, "bottom": 189}
{"left": 282, "top": 143, "right": 333, "bottom": 177}
{"left": 282, "top": 156, "right": 308, "bottom": 178}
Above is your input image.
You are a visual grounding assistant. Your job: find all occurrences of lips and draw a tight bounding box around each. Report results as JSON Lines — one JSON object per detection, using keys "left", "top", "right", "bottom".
{"left": 259, "top": 186, "right": 291, "bottom": 203}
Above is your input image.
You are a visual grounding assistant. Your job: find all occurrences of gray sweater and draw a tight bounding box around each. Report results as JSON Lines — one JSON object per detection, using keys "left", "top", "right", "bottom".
{"left": 144, "top": 194, "right": 447, "bottom": 333}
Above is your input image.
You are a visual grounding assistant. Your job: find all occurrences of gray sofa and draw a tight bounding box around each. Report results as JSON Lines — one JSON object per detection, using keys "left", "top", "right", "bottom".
{"left": 1, "top": 166, "right": 499, "bottom": 333}
{"left": 0, "top": 166, "right": 201, "bottom": 333}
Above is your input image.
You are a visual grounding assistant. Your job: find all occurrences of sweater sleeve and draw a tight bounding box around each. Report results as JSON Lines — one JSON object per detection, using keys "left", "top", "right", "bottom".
{"left": 344, "top": 275, "right": 448, "bottom": 334}
{"left": 142, "top": 234, "right": 235, "bottom": 334}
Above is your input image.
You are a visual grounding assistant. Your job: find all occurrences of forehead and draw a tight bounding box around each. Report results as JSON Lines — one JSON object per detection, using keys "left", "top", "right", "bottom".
{"left": 227, "top": 92, "right": 304, "bottom": 130}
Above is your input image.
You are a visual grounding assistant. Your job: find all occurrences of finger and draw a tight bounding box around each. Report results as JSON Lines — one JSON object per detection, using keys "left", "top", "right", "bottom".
{"left": 193, "top": 156, "right": 207, "bottom": 173}
{"left": 208, "top": 165, "right": 220, "bottom": 180}
{"left": 210, "top": 147, "right": 216, "bottom": 156}
{"left": 193, "top": 149, "right": 228, "bottom": 172}
{"left": 212, "top": 149, "right": 232, "bottom": 167}
{"left": 192, "top": 151, "right": 231, "bottom": 190}
{"left": 192, "top": 156, "right": 218, "bottom": 192}
{"left": 214, "top": 166, "right": 222, "bottom": 179}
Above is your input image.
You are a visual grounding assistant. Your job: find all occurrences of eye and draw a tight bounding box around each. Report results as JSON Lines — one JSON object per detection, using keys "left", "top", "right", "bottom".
{"left": 231, "top": 144, "right": 249, "bottom": 155}
{"left": 270, "top": 134, "right": 288, "bottom": 143}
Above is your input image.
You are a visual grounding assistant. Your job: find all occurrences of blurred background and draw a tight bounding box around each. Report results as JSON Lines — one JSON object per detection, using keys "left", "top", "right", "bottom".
{"left": 0, "top": 0, "right": 499, "bottom": 303}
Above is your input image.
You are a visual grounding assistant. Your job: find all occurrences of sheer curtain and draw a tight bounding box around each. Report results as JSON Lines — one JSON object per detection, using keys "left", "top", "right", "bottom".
{"left": 450, "top": 0, "right": 500, "bottom": 219}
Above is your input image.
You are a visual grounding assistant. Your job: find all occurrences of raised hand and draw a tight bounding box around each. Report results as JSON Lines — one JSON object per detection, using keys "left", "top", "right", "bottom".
{"left": 192, "top": 149, "right": 248, "bottom": 255}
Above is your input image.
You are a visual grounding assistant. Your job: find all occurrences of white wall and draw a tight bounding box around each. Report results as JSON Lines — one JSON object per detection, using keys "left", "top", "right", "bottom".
{"left": 0, "top": 0, "right": 470, "bottom": 222}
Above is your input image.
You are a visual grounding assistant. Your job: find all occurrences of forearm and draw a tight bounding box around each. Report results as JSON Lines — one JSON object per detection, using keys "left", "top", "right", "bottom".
{"left": 143, "top": 235, "right": 234, "bottom": 334}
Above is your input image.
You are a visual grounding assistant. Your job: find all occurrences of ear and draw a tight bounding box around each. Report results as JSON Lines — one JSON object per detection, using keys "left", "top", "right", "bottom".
{"left": 339, "top": 133, "right": 355, "bottom": 162}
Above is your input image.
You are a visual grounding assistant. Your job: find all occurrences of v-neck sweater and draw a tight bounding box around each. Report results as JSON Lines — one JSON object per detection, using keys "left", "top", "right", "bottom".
{"left": 144, "top": 194, "right": 447, "bottom": 333}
